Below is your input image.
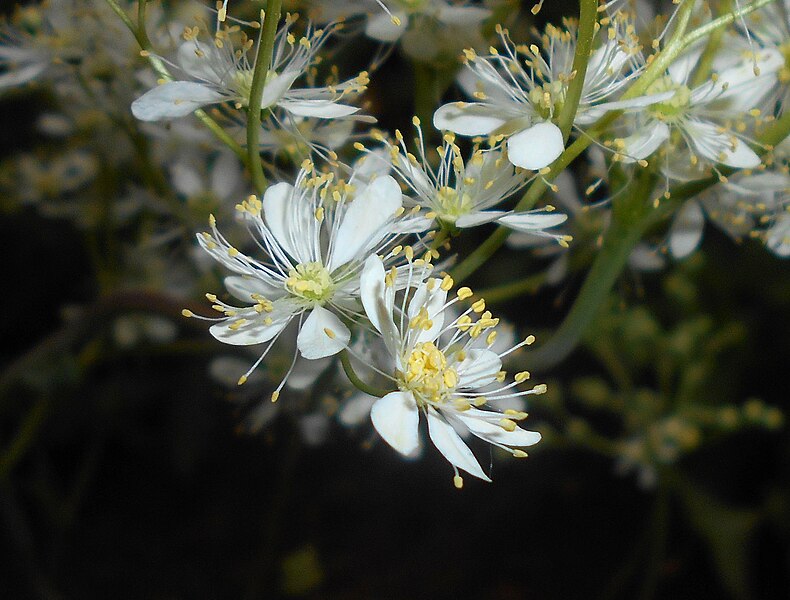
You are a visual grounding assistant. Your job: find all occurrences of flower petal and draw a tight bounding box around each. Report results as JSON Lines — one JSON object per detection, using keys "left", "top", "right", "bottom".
{"left": 454, "top": 210, "right": 507, "bottom": 228}
{"left": 619, "top": 120, "right": 669, "bottom": 162}
{"left": 427, "top": 407, "right": 490, "bottom": 481}
{"left": 261, "top": 181, "right": 310, "bottom": 261}
{"left": 224, "top": 275, "right": 284, "bottom": 303}
{"left": 339, "top": 392, "right": 377, "bottom": 427}
{"left": 279, "top": 99, "right": 360, "bottom": 118}
{"left": 433, "top": 102, "right": 508, "bottom": 136}
{"left": 506, "top": 122, "right": 564, "bottom": 170}
{"left": 436, "top": 5, "right": 491, "bottom": 25}
{"left": 497, "top": 211, "right": 568, "bottom": 232}
{"left": 360, "top": 255, "right": 399, "bottom": 354}
{"left": 370, "top": 391, "right": 420, "bottom": 456}
{"left": 262, "top": 70, "right": 300, "bottom": 108}
{"left": 296, "top": 305, "right": 350, "bottom": 359}
{"left": 669, "top": 200, "right": 705, "bottom": 259}
{"left": 685, "top": 121, "right": 760, "bottom": 169}
{"left": 209, "top": 308, "right": 293, "bottom": 346}
{"left": 328, "top": 175, "right": 402, "bottom": 270}
{"left": 455, "top": 349, "right": 502, "bottom": 389}
{"left": 131, "top": 82, "right": 225, "bottom": 121}
{"left": 454, "top": 410, "right": 542, "bottom": 447}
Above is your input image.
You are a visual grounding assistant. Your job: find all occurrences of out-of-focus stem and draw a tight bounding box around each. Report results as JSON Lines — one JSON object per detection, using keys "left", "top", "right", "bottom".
{"left": 247, "top": 0, "right": 282, "bottom": 196}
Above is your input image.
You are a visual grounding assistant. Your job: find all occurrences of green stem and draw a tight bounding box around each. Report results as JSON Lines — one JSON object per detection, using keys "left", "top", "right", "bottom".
{"left": 557, "top": 0, "right": 598, "bottom": 141}
{"left": 476, "top": 272, "right": 546, "bottom": 303}
{"left": 339, "top": 351, "right": 390, "bottom": 398}
{"left": 413, "top": 62, "right": 438, "bottom": 131}
{"left": 524, "top": 170, "right": 658, "bottom": 370}
{"left": 680, "top": 0, "right": 775, "bottom": 51}
{"left": 246, "top": 0, "right": 282, "bottom": 196}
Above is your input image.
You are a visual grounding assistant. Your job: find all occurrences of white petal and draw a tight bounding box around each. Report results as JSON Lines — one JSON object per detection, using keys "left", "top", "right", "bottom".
{"left": 279, "top": 99, "right": 360, "bottom": 118}
{"left": 433, "top": 102, "right": 508, "bottom": 136}
{"left": 455, "top": 349, "right": 502, "bottom": 389}
{"left": 209, "top": 308, "right": 293, "bottom": 346}
{"left": 506, "top": 122, "right": 564, "bottom": 170}
{"left": 619, "top": 120, "right": 669, "bottom": 163}
{"left": 669, "top": 200, "right": 705, "bottom": 259}
{"left": 224, "top": 275, "right": 284, "bottom": 303}
{"left": 360, "top": 255, "right": 399, "bottom": 353}
{"left": 211, "top": 152, "right": 243, "bottom": 200}
{"left": 328, "top": 175, "right": 402, "bottom": 270}
{"left": 131, "top": 82, "right": 225, "bottom": 121}
{"left": 176, "top": 42, "right": 223, "bottom": 84}
{"left": 498, "top": 211, "right": 568, "bottom": 232}
{"left": 427, "top": 408, "right": 490, "bottom": 481}
{"left": 436, "top": 5, "right": 491, "bottom": 25}
{"left": 685, "top": 121, "right": 761, "bottom": 169}
{"left": 766, "top": 215, "right": 790, "bottom": 258}
{"left": 454, "top": 410, "right": 542, "bottom": 447}
{"left": 365, "top": 10, "right": 407, "bottom": 42}
{"left": 296, "top": 305, "right": 350, "bottom": 359}
{"left": 261, "top": 70, "right": 300, "bottom": 108}
{"left": 261, "top": 181, "right": 306, "bottom": 261}
{"left": 0, "top": 61, "right": 47, "bottom": 89}
{"left": 454, "top": 210, "right": 507, "bottom": 228}
{"left": 370, "top": 391, "right": 420, "bottom": 456}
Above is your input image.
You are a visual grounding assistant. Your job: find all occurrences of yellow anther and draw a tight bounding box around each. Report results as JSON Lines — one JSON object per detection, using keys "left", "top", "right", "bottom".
{"left": 237, "top": 375, "right": 248, "bottom": 386}
{"left": 271, "top": 390, "right": 280, "bottom": 403}
{"left": 514, "top": 371, "right": 530, "bottom": 383}
{"left": 181, "top": 309, "right": 194, "bottom": 318}
{"left": 471, "top": 299, "right": 486, "bottom": 313}
{"left": 457, "top": 287, "right": 473, "bottom": 300}
{"left": 453, "top": 474, "right": 464, "bottom": 489}
{"left": 499, "top": 418, "right": 517, "bottom": 432}
{"left": 512, "top": 449, "right": 529, "bottom": 458}
{"left": 323, "top": 328, "right": 336, "bottom": 339}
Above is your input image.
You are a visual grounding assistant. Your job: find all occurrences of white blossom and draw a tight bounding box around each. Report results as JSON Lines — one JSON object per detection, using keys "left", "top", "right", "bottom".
{"left": 132, "top": 14, "right": 368, "bottom": 123}
{"left": 359, "top": 254, "right": 543, "bottom": 486}
{"left": 433, "top": 14, "right": 651, "bottom": 170}
{"left": 187, "top": 160, "right": 423, "bottom": 399}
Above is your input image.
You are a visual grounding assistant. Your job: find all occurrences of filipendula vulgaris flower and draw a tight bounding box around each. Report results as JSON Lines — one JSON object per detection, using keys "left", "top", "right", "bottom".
{"left": 612, "top": 43, "right": 783, "bottom": 177}
{"left": 131, "top": 11, "right": 369, "bottom": 122}
{"left": 184, "top": 160, "right": 426, "bottom": 400}
{"left": 433, "top": 12, "right": 653, "bottom": 170}
{"left": 359, "top": 253, "right": 544, "bottom": 487}
{"left": 734, "top": 0, "right": 790, "bottom": 111}
{"left": 666, "top": 167, "right": 790, "bottom": 259}
{"left": 353, "top": 118, "right": 572, "bottom": 243}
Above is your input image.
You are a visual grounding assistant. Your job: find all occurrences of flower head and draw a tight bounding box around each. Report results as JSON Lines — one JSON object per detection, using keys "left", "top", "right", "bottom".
{"left": 132, "top": 13, "right": 368, "bottom": 123}
{"left": 359, "top": 254, "right": 544, "bottom": 486}
{"left": 187, "top": 160, "right": 422, "bottom": 398}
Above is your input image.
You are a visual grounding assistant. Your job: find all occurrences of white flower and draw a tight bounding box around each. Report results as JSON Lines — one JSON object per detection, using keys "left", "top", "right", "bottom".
{"left": 433, "top": 14, "right": 649, "bottom": 170}
{"left": 668, "top": 169, "right": 790, "bottom": 259}
{"left": 132, "top": 15, "right": 368, "bottom": 122}
{"left": 616, "top": 45, "right": 782, "bottom": 174}
{"left": 355, "top": 124, "right": 572, "bottom": 243}
{"left": 359, "top": 254, "right": 544, "bottom": 486}
{"left": 188, "top": 161, "right": 421, "bottom": 398}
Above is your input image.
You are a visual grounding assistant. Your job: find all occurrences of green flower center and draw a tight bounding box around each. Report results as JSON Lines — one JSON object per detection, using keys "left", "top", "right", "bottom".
{"left": 231, "top": 69, "right": 279, "bottom": 107}
{"left": 646, "top": 76, "right": 691, "bottom": 122}
{"left": 528, "top": 81, "right": 565, "bottom": 120}
{"left": 285, "top": 262, "right": 334, "bottom": 304}
{"left": 435, "top": 186, "right": 473, "bottom": 222}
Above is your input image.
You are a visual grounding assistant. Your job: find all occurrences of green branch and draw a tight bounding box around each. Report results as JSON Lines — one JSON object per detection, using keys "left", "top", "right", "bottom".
{"left": 246, "top": 0, "right": 282, "bottom": 196}
{"left": 556, "top": 0, "right": 598, "bottom": 141}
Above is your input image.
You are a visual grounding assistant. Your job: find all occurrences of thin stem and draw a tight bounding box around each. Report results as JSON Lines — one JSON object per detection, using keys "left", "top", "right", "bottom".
{"left": 339, "top": 351, "right": 390, "bottom": 398}
{"left": 689, "top": 0, "right": 732, "bottom": 88}
{"left": 524, "top": 169, "right": 658, "bottom": 370}
{"left": 681, "top": 0, "right": 775, "bottom": 50}
{"left": 246, "top": 0, "right": 282, "bottom": 196}
{"left": 0, "top": 396, "right": 51, "bottom": 480}
{"left": 557, "top": 0, "right": 598, "bottom": 141}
